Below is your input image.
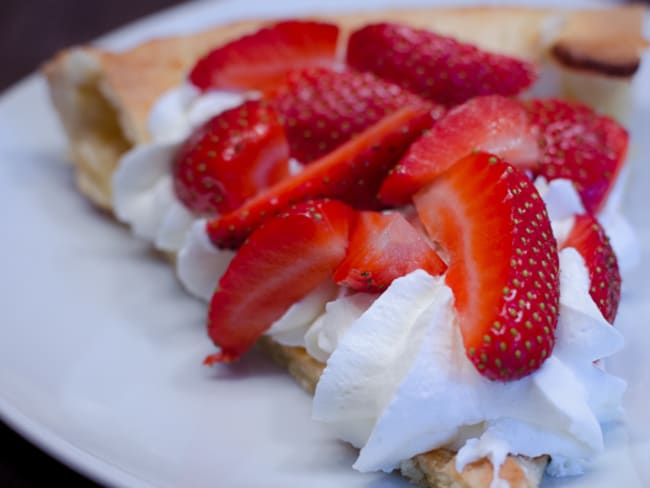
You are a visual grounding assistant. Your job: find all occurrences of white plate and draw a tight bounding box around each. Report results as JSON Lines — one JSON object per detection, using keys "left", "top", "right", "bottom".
{"left": 0, "top": 1, "right": 649, "bottom": 487}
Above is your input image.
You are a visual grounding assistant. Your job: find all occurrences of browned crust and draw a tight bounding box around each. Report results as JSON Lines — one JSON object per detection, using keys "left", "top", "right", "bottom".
{"left": 550, "top": 5, "right": 649, "bottom": 77}
{"left": 260, "top": 337, "right": 548, "bottom": 488}
{"left": 551, "top": 43, "right": 641, "bottom": 78}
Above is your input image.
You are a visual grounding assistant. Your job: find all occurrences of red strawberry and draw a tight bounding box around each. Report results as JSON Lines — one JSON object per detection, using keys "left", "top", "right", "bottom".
{"left": 346, "top": 23, "right": 536, "bottom": 106}
{"left": 189, "top": 20, "right": 339, "bottom": 92}
{"left": 524, "top": 99, "right": 628, "bottom": 214}
{"left": 379, "top": 95, "right": 539, "bottom": 206}
{"left": 207, "top": 105, "right": 434, "bottom": 249}
{"left": 271, "top": 68, "right": 443, "bottom": 163}
{"left": 333, "top": 211, "right": 447, "bottom": 292}
{"left": 173, "top": 100, "right": 290, "bottom": 215}
{"left": 562, "top": 214, "right": 621, "bottom": 324}
{"left": 414, "top": 152, "right": 560, "bottom": 381}
{"left": 205, "top": 199, "right": 354, "bottom": 363}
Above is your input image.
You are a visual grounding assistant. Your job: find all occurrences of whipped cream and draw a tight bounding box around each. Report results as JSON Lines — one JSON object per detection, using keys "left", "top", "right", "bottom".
{"left": 266, "top": 281, "right": 341, "bottom": 348}
{"left": 112, "top": 84, "right": 247, "bottom": 252}
{"left": 312, "top": 254, "right": 625, "bottom": 483}
{"left": 177, "top": 219, "right": 236, "bottom": 301}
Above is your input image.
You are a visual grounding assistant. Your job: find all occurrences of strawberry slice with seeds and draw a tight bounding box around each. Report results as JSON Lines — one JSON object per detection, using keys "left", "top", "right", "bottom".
{"left": 189, "top": 20, "right": 339, "bottom": 92}
{"left": 207, "top": 105, "right": 434, "bottom": 249}
{"left": 562, "top": 214, "right": 621, "bottom": 323}
{"left": 524, "top": 99, "right": 629, "bottom": 214}
{"left": 347, "top": 23, "right": 536, "bottom": 106}
{"left": 271, "top": 68, "right": 443, "bottom": 163}
{"left": 333, "top": 211, "right": 446, "bottom": 292}
{"left": 414, "top": 152, "right": 560, "bottom": 381}
{"left": 205, "top": 199, "right": 354, "bottom": 363}
{"left": 379, "top": 95, "right": 539, "bottom": 206}
{"left": 173, "top": 100, "right": 290, "bottom": 215}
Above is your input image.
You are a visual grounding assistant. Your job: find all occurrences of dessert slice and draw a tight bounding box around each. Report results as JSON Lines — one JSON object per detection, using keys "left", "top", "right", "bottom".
{"left": 42, "top": 7, "right": 646, "bottom": 488}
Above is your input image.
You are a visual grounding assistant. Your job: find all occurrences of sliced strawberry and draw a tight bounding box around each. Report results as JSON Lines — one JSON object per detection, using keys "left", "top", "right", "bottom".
{"left": 414, "top": 152, "right": 560, "bottom": 381}
{"left": 379, "top": 95, "right": 539, "bottom": 206}
{"left": 207, "top": 105, "right": 434, "bottom": 249}
{"left": 346, "top": 23, "right": 536, "bottom": 106}
{"left": 333, "top": 211, "right": 446, "bottom": 292}
{"left": 204, "top": 200, "right": 354, "bottom": 363}
{"left": 562, "top": 214, "right": 621, "bottom": 324}
{"left": 173, "top": 100, "right": 290, "bottom": 215}
{"left": 189, "top": 20, "right": 339, "bottom": 92}
{"left": 271, "top": 68, "right": 443, "bottom": 163}
{"left": 525, "top": 99, "right": 629, "bottom": 214}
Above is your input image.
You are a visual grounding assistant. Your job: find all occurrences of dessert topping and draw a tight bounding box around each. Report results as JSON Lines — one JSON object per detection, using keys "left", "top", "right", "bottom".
{"left": 562, "top": 213, "right": 621, "bottom": 323}
{"left": 271, "top": 67, "right": 443, "bottom": 163}
{"left": 414, "top": 152, "right": 560, "bottom": 380}
{"left": 207, "top": 105, "right": 433, "bottom": 248}
{"left": 333, "top": 211, "right": 446, "bottom": 292}
{"left": 379, "top": 95, "right": 539, "bottom": 205}
{"left": 172, "top": 100, "right": 290, "bottom": 214}
{"left": 346, "top": 23, "right": 537, "bottom": 106}
{"left": 189, "top": 20, "right": 340, "bottom": 92}
{"left": 525, "top": 99, "right": 629, "bottom": 214}
{"left": 205, "top": 199, "right": 354, "bottom": 363}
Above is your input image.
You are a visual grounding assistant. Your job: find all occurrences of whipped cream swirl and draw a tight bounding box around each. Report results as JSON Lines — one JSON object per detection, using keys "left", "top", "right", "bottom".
{"left": 312, "top": 255, "right": 625, "bottom": 482}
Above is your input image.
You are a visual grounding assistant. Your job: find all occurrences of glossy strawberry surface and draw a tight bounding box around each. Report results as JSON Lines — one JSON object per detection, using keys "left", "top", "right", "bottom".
{"left": 205, "top": 200, "right": 354, "bottom": 363}
{"left": 207, "top": 105, "right": 434, "bottom": 248}
{"left": 271, "top": 68, "right": 442, "bottom": 163}
{"left": 525, "top": 99, "right": 628, "bottom": 214}
{"left": 379, "top": 95, "right": 539, "bottom": 205}
{"left": 190, "top": 20, "right": 339, "bottom": 92}
{"left": 347, "top": 23, "right": 536, "bottom": 106}
{"left": 333, "top": 211, "right": 446, "bottom": 292}
{"left": 415, "top": 152, "right": 560, "bottom": 381}
{"left": 173, "top": 100, "right": 290, "bottom": 215}
{"left": 563, "top": 213, "right": 621, "bottom": 324}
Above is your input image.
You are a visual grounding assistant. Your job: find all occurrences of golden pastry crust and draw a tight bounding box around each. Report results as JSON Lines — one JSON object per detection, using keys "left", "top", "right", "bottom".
{"left": 42, "top": 6, "right": 646, "bottom": 487}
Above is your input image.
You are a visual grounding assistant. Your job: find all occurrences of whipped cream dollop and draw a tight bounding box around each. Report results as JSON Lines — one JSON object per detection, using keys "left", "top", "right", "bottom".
{"left": 312, "top": 254, "right": 625, "bottom": 483}
{"left": 112, "top": 84, "right": 247, "bottom": 251}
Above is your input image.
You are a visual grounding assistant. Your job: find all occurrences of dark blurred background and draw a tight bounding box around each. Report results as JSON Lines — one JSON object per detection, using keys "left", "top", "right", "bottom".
{"left": 0, "top": 0, "right": 188, "bottom": 91}
{"left": 0, "top": 2, "right": 187, "bottom": 485}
